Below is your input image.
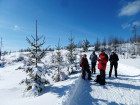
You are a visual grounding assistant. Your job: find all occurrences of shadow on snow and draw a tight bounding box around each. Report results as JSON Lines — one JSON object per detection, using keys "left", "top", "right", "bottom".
{"left": 40, "top": 71, "right": 80, "bottom": 97}
{"left": 65, "top": 75, "right": 120, "bottom": 105}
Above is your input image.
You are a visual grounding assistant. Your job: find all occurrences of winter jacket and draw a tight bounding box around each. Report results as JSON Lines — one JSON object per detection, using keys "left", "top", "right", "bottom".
{"left": 80, "top": 57, "right": 89, "bottom": 70}
{"left": 97, "top": 52, "right": 108, "bottom": 70}
{"left": 90, "top": 54, "right": 97, "bottom": 63}
{"left": 109, "top": 53, "right": 119, "bottom": 64}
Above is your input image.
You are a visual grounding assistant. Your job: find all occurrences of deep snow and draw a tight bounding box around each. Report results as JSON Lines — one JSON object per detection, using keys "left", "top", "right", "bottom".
{"left": 0, "top": 51, "right": 140, "bottom": 105}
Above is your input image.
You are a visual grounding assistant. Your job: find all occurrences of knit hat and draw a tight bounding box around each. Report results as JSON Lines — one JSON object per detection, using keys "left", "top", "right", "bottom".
{"left": 83, "top": 54, "right": 87, "bottom": 57}
{"left": 101, "top": 49, "right": 105, "bottom": 52}
{"left": 111, "top": 50, "right": 115, "bottom": 53}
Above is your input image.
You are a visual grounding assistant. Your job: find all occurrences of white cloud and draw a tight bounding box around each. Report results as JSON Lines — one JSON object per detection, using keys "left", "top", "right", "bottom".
{"left": 13, "top": 25, "right": 20, "bottom": 30}
{"left": 119, "top": 0, "right": 140, "bottom": 16}
{"left": 122, "top": 23, "right": 130, "bottom": 29}
{"left": 132, "top": 21, "right": 140, "bottom": 26}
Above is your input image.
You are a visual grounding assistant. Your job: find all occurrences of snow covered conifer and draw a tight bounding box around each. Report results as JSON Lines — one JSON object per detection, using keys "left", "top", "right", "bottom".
{"left": 82, "top": 39, "right": 90, "bottom": 52}
{"left": 66, "top": 34, "right": 76, "bottom": 64}
{"left": 66, "top": 34, "right": 77, "bottom": 74}
{"left": 52, "top": 39, "right": 67, "bottom": 82}
{"left": 21, "top": 20, "right": 48, "bottom": 96}
{"left": 54, "top": 39, "right": 63, "bottom": 81}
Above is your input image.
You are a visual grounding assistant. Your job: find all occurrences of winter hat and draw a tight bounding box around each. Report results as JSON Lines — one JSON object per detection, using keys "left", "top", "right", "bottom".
{"left": 92, "top": 51, "right": 95, "bottom": 53}
{"left": 111, "top": 50, "right": 115, "bottom": 53}
{"left": 83, "top": 54, "right": 87, "bottom": 57}
{"left": 101, "top": 49, "right": 105, "bottom": 52}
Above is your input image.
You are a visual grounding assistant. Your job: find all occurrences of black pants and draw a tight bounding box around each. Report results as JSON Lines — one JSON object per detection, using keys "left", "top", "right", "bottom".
{"left": 109, "top": 63, "right": 118, "bottom": 77}
{"left": 82, "top": 69, "right": 91, "bottom": 79}
{"left": 91, "top": 62, "right": 96, "bottom": 73}
{"left": 100, "top": 69, "right": 106, "bottom": 85}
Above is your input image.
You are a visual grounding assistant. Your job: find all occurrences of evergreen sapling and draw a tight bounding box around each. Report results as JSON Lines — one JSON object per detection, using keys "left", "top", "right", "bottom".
{"left": 21, "top": 20, "right": 48, "bottom": 96}
{"left": 66, "top": 35, "right": 77, "bottom": 74}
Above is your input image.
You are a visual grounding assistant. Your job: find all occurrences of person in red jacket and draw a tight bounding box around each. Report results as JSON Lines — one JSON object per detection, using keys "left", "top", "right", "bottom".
{"left": 97, "top": 50, "right": 108, "bottom": 85}
{"left": 80, "top": 54, "right": 92, "bottom": 80}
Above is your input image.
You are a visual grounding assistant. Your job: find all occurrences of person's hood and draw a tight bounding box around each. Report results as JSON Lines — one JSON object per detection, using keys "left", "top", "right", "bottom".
{"left": 101, "top": 51, "right": 105, "bottom": 55}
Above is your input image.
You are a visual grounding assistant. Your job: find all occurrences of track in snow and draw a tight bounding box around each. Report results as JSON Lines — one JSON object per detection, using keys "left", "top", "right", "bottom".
{"left": 63, "top": 63, "right": 140, "bottom": 105}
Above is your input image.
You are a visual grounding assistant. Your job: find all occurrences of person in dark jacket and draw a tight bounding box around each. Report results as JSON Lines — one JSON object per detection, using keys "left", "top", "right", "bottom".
{"left": 90, "top": 51, "right": 97, "bottom": 74}
{"left": 80, "top": 54, "right": 92, "bottom": 80}
{"left": 97, "top": 50, "right": 108, "bottom": 85}
{"left": 109, "top": 51, "right": 119, "bottom": 78}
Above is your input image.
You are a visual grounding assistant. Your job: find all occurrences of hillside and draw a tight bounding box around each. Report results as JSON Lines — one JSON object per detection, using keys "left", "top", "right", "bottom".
{"left": 0, "top": 50, "right": 140, "bottom": 105}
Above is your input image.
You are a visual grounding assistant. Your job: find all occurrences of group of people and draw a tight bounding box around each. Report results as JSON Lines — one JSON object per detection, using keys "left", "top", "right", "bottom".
{"left": 80, "top": 50, "right": 119, "bottom": 85}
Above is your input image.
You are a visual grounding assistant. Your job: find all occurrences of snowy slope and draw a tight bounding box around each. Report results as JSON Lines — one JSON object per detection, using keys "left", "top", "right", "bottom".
{"left": 0, "top": 51, "right": 140, "bottom": 105}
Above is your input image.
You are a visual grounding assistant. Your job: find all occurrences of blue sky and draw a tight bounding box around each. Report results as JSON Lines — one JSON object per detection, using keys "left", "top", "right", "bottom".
{"left": 0, "top": 0, "right": 140, "bottom": 51}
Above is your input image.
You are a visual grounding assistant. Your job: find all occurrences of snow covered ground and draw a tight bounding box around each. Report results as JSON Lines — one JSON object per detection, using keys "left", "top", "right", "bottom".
{"left": 0, "top": 61, "right": 80, "bottom": 105}
{"left": 0, "top": 51, "right": 140, "bottom": 105}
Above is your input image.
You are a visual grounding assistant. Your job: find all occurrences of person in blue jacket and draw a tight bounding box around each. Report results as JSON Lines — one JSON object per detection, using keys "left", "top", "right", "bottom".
{"left": 90, "top": 51, "right": 97, "bottom": 74}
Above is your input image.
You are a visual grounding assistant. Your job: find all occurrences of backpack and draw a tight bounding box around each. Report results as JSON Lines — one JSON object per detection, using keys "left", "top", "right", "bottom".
{"left": 94, "top": 75, "right": 101, "bottom": 83}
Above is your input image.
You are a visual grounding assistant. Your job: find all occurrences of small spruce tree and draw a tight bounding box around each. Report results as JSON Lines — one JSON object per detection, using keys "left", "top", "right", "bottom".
{"left": 66, "top": 34, "right": 76, "bottom": 64}
{"left": 82, "top": 39, "right": 90, "bottom": 52}
{"left": 66, "top": 34, "right": 77, "bottom": 74}
{"left": 21, "top": 20, "right": 48, "bottom": 96}
{"left": 54, "top": 39, "right": 63, "bottom": 81}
